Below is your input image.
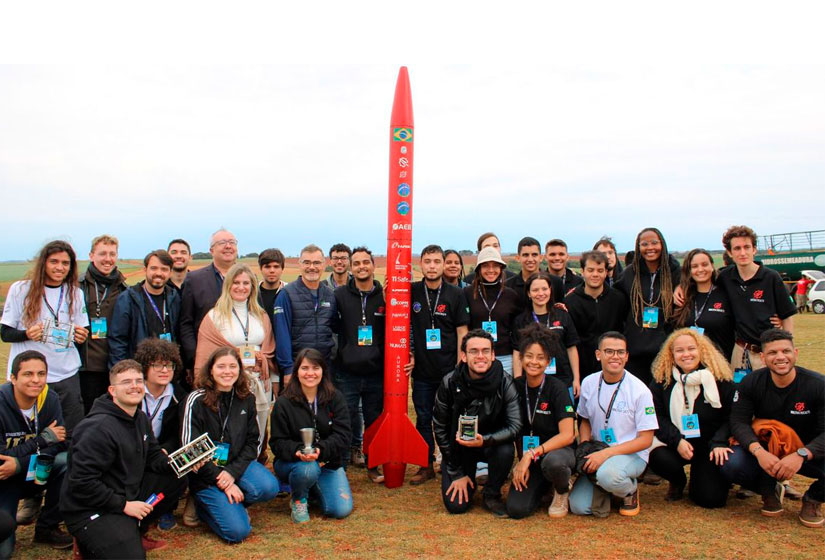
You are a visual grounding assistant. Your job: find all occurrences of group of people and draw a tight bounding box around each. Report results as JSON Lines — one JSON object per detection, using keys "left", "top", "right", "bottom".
{"left": 0, "top": 224, "right": 822, "bottom": 559}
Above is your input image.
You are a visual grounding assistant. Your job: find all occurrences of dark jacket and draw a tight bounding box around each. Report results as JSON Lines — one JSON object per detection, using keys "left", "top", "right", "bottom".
{"left": 148, "top": 382, "right": 189, "bottom": 453}
{"left": 565, "top": 284, "right": 628, "bottom": 378}
{"left": 60, "top": 394, "right": 172, "bottom": 528}
{"left": 179, "top": 263, "right": 224, "bottom": 367}
{"left": 649, "top": 377, "right": 734, "bottom": 450}
{"left": 334, "top": 278, "right": 385, "bottom": 376}
{"left": 432, "top": 361, "right": 522, "bottom": 478}
{"left": 180, "top": 388, "right": 260, "bottom": 494}
{"left": 78, "top": 266, "right": 128, "bottom": 372}
{"left": 269, "top": 390, "right": 351, "bottom": 469}
{"left": 0, "top": 383, "right": 67, "bottom": 474}
{"left": 273, "top": 277, "right": 338, "bottom": 375}
{"left": 107, "top": 281, "right": 181, "bottom": 368}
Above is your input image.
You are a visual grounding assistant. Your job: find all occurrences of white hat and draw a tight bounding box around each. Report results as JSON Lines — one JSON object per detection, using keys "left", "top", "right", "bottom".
{"left": 475, "top": 247, "right": 507, "bottom": 269}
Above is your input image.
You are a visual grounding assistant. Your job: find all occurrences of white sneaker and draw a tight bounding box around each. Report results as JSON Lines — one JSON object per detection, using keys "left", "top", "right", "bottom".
{"left": 548, "top": 491, "right": 569, "bottom": 518}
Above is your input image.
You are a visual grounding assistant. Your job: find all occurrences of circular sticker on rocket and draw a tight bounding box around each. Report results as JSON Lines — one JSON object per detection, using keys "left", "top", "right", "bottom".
{"left": 397, "top": 183, "right": 410, "bottom": 197}
{"left": 396, "top": 201, "right": 410, "bottom": 215}
{"left": 413, "top": 302, "right": 422, "bottom": 313}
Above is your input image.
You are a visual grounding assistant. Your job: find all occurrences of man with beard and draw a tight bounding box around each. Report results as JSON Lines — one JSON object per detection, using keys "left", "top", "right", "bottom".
{"left": 432, "top": 329, "right": 521, "bottom": 517}
{"left": 322, "top": 243, "right": 352, "bottom": 290}
{"left": 79, "top": 235, "right": 129, "bottom": 413}
{"left": 108, "top": 251, "right": 181, "bottom": 367}
{"left": 166, "top": 239, "right": 191, "bottom": 293}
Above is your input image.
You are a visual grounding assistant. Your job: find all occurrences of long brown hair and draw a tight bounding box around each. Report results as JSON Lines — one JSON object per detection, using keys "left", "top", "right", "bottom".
{"left": 23, "top": 241, "right": 79, "bottom": 327}
{"left": 281, "top": 348, "right": 337, "bottom": 406}
{"left": 629, "top": 228, "right": 675, "bottom": 326}
{"left": 674, "top": 249, "right": 717, "bottom": 328}
{"left": 471, "top": 262, "right": 505, "bottom": 301}
{"left": 196, "top": 346, "right": 251, "bottom": 413}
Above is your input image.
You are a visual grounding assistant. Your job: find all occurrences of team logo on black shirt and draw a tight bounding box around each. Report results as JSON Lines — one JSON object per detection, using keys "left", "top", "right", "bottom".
{"left": 750, "top": 289, "right": 765, "bottom": 303}
{"left": 540, "top": 402, "right": 548, "bottom": 411}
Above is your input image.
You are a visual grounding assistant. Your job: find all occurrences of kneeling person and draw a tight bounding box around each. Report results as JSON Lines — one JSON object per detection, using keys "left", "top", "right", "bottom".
{"left": 433, "top": 329, "right": 522, "bottom": 517}
{"left": 570, "top": 332, "right": 657, "bottom": 517}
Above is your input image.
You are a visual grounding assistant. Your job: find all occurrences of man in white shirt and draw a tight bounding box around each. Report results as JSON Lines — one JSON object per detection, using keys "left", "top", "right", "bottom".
{"left": 570, "top": 331, "right": 657, "bottom": 517}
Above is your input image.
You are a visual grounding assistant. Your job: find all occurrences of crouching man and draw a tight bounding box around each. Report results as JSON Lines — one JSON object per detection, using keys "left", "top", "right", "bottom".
{"left": 432, "top": 329, "right": 521, "bottom": 517}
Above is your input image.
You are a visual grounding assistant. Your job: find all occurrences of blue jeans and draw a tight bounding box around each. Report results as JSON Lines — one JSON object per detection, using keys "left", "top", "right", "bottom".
{"left": 570, "top": 453, "right": 647, "bottom": 515}
{"left": 720, "top": 445, "right": 825, "bottom": 502}
{"left": 335, "top": 369, "right": 384, "bottom": 451}
{"left": 412, "top": 378, "right": 440, "bottom": 464}
{"left": 194, "top": 461, "right": 279, "bottom": 543}
{"left": 274, "top": 460, "right": 353, "bottom": 519}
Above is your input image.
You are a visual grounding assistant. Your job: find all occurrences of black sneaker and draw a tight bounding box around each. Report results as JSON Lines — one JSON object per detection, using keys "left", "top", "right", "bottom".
{"left": 482, "top": 496, "right": 508, "bottom": 518}
{"left": 33, "top": 526, "right": 73, "bottom": 549}
{"left": 761, "top": 482, "right": 785, "bottom": 517}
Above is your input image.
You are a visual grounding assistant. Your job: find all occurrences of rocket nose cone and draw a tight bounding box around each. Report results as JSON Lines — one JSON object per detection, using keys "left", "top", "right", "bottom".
{"left": 391, "top": 66, "right": 414, "bottom": 126}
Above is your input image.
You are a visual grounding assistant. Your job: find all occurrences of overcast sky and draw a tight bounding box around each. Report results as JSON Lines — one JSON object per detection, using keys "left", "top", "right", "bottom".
{"left": 1, "top": 5, "right": 823, "bottom": 261}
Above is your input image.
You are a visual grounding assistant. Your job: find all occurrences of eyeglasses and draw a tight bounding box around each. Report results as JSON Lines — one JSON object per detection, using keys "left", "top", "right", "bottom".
{"left": 600, "top": 348, "right": 627, "bottom": 357}
{"left": 150, "top": 362, "right": 175, "bottom": 371}
{"left": 466, "top": 348, "right": 492, "bottom": 356}
{"left": 114, "top": 378, "right": 145, "bottom": 387}
{"left": 300, "top": 260, "right": 324, "bottom": 268}
{"left": 211, "top": 240, "right": 238, "bottom": 248}
{"left": 639, "top": 240, "right": 661, "bottom": 248}
{"left": 330, "top": 256, "right": 349, "bottom": 262}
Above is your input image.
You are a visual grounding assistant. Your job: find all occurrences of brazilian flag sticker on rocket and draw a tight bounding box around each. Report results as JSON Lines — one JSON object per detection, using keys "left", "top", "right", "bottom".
{"left": 393, "top": 127, "right": 413, "bottom": 142}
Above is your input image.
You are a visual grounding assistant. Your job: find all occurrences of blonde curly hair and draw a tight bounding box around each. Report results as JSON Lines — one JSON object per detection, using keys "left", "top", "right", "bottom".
{"left": 651, "top": 328, "right": 733, "bottom": 387}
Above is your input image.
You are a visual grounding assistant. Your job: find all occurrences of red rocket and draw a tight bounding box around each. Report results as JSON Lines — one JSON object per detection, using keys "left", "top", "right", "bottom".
{"left": 363, "top": 66, "right": 429, "bottom": 488}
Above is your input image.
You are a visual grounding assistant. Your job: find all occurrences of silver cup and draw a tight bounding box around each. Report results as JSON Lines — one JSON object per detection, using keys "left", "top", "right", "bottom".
{"left": 300, "top": 428, "right": 315, "bottom": 454}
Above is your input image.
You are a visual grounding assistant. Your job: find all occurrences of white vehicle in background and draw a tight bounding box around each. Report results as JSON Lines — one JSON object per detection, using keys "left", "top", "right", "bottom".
{"left": 806, "top": 271, "right": 825, "bottom": 314}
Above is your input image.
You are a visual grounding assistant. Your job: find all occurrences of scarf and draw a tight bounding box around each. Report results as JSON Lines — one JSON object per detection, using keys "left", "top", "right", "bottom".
{"left": 453, "top": 360, "right": 504, "bottom": 415}
{"left": 669, "top": 367, "right": 721, "bottom": 427}
{"left": 86, "top": 263, "right": 122, "bottom": 285}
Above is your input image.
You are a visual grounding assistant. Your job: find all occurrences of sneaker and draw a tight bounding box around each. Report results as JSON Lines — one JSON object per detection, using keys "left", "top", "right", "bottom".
{"left": 350, "top": 447, "right": 366, "bottom": 468}
{"left": 482, "top": 496, "right": 508, "bottom": 518}
{"left": 784, "top": 482, "right": 803, "bottom": 501}
{"left": 761, "top": 482, "right": 785, "bottom": 517}
{"left": 157, "top": 512, "right": 177, "bottom": 531}
{"left": 182, "top": 495, "right": 200, "bottom": 527}
{"left": 548, "top": 491, "right": 569, "bottom": 518}
{"left": 476, "top": 462, "right": 489, "bottom": 486}
{"left": 278, "top": 482, "right": 292, "bottom": 497}
{"left": 33, "top": 526, "right": 73, "bottom": 549}
{"left": 16, "top": 496, "right": 42, "bottom": 525}
{"left": 619, "top": 488, "right": 640, "bottom": 516}
{"left": 736, "top": 487, "right": 757, "bottom": 499}
{"left": 141, "top": 534, "right": 167, "bottom": 552}
{"left": 291, "top": 498, "right": 310, "bottom": 523}
{"left": 409, "top": 466, "right": 435, "bottom": 486}
{"left": 367, "top": 467, "right": 385, "bottom": 483}
{"left": 799, "top": 496, "right": 825, "bottom": 528}
{"left": 642, "top": 470, "right": 662, "bottom": 486}
{"left": 665, "top": 483, "right": 685, "bottom": 502}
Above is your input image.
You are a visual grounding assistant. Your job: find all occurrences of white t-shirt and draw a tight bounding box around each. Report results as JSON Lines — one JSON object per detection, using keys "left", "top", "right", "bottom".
{"left": 577, "top": 369, "right": 659, "bottom": 463}
{"left": 2, "top": 281, "right": 89, "bottom": 383}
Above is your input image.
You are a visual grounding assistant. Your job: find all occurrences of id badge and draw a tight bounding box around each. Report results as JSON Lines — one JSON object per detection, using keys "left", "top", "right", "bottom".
{"left": 159, "top": 333, "right": 172, "bottom": 342}
{"left": 91, "top": 317, "right": 108, "bottom": 339}
{"left": 238, "top": 344, "right": 256, "bottom": 367}
{"left": 733, "top": 369, "right": 751, "bottom": 383}
{"left": 522, "top": 435, "right": 540, "bottom": 454}
{"left": 426, "top": 328, "right": 442, "bottom": 350}
{"left": 642, "top": 307, "right": 659, "bottom": 329}
{"left": 26, "top": 455, "right": 37, "bottom": 482}
{"left": 358, "top": 325, "right": 373, "bottom": 346}
{"left": 600, "top": 428, "right": 617, "bottom": 445}
{"left": 544, "top": 358, "right": 556, "bottom": 375}
{"left": 690, "top": 326, "right": 705, "bottom": 335}
{"left": 481, "top": 320, "right": 498, "bottom": 342}
{"left": 214, "top": 442, "right": 230, "bottom": 466}
{"left": 681, "top": 414, "right": 701, "bottom": 438}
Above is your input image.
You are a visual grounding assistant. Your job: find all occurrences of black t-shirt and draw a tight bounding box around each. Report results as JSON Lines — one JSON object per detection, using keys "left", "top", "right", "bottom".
{"left": 730, "top": 367, "right": 824, "bottom": 457}
{"left": 511, "top": 308, "right": 580, "bottom": 388}
{"left": 410, "top": 281, "right": 470, "bottom": 382}
{"left": 615, "top": 261, "right": 680, "bottom": 357}
{"left": 716, "top": 264, "right": 797, "bottom": 345}
{"left": 682, "top": 285, "right": 735, "bottom": 359}
{"left": 258, "top": 283, "right": 283, "bottom": 333}
{"left": 142, "top": 289, "right": 169, "bottom": 337}
{"left": 514, "top": 375, "right": 575, "bottom": 442}
{"left": 464, "top": 283, "right": 521, "bottom": 355}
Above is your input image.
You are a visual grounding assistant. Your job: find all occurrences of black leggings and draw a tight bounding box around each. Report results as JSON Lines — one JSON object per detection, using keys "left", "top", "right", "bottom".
{"left": 648, "top": 445, "right": 729, "bottom": 508}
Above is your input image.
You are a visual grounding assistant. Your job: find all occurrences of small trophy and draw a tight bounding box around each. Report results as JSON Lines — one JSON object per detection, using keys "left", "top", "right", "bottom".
{"left": 168, "top": 433, "right": 217, "bottom": 478}
{"left": 300, "top": 428, "right": 315, "bottom": 454}
{"left": 458, "top": 414, "right": 478, "bottom": 441}
{"left": 40, "top": 320, "right": 75, "bottom": 349}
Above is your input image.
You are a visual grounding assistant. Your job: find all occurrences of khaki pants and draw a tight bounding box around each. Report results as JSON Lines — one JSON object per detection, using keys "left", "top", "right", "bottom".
{"left": 730, "top": 343, "right": 764, "bottom": 372}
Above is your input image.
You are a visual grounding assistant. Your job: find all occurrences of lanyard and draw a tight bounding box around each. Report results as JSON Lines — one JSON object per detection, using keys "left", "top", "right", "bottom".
{"left": 597, "top": 372, "right": 625, "bottom": 429}
{"left": 524, "top": 376, "right": 545, "bottom": 436}
{"left": 647, "top": 271, "right": 658, "bottom": 302}
{"left": 478, "top": 284, "right": 503, "bottom": 321}
{"left": 679, "top": 372, "right": 692, "bottom": 410}
{"left": 232, "top": 305, "right": 250, "bottom": 343}
{"left": 308, "top": 396, "right": 319, "bottom": 439}
{"left": 531, "top": 311, "right": 550, "bottom": 327}
{"left": 217, "top": 389, "right": 234, "bottom": 443}
{"left": 360, "top": 290, "right": 371, "bottom": 326}
{"left": 42, "top": 285, "right": 65, "bottom": 323}
{"left": 21, "top": 405, "right": 39, "bottom": 436}
{"left": 693, "top": 286, "right": 714, "bottom": 323}
{"left": 143, "top": 394, "right": 168, "bottom": 422}
{"left": 425, "top": 284, "right": 442, "bottom": 329}
{"left": 92, "top": 281, "right": 109, "bottom": 317}
{"left": 143, "top": 286, "right": 168, "bottom": 333}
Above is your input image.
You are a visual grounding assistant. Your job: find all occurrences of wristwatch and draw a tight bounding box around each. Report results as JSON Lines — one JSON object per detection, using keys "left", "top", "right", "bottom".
{"left": 797, "top": 448, "right": 810, "bottom": 460}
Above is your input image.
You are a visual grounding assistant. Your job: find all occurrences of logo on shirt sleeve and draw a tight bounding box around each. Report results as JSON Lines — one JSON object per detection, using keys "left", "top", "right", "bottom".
{"left": 645, "top": 407, "right": 655, "bottom": 415}
{"left": 565, "top": 405, "right": 574, "bottom": 412}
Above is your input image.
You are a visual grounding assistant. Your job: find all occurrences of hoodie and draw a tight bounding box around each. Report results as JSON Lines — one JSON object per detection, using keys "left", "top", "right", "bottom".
{"left": 334, "top": 278, "right": 385, "bottom": 376}
{"left": 0, "top": 383, "right": 66, "bottom": 474}
{"left": 565, "top": 284, "right": 628, "bottom": 378}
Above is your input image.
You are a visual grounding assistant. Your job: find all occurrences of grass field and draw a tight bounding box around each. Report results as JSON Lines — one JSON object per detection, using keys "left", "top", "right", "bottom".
{"left": 0, "top": 266, "right": 823, "bottom": 559}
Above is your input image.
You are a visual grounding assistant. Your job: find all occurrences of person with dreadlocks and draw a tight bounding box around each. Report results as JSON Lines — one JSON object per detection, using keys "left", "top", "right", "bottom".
{"left": 615, "top": 228, "right": 680, "bottom": 386}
